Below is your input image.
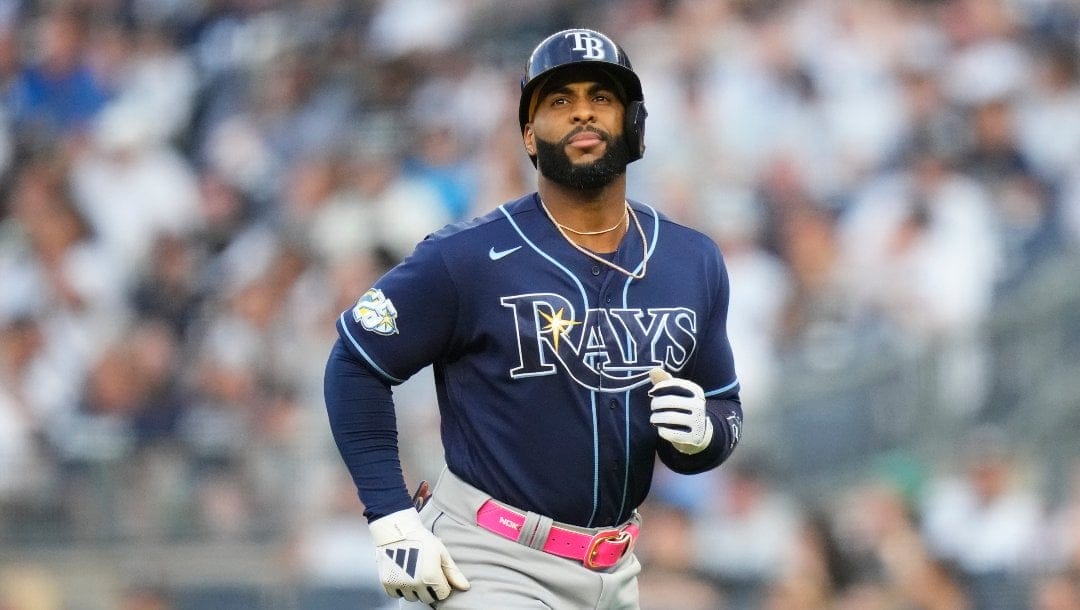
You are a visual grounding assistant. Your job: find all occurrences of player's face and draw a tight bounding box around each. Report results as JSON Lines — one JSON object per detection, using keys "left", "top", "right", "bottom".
{"left": 527, "top": 77, "right": 631, "bottom": 191}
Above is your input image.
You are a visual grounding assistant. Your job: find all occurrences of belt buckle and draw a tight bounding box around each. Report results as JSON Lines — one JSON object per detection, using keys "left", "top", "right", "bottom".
{"left": 583, "top": 529, "right": 633, "bottom": 569}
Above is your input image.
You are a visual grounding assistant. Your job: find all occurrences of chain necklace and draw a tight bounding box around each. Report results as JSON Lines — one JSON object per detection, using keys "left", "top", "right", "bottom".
{"left": 540, "top": 198, "right": 649, "bottom": 280}
{"left": 555, "top": 207, "right": 628, "bottom": 235}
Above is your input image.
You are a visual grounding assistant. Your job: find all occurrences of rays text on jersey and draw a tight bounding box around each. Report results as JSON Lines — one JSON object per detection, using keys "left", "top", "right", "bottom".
{"left": 500, "top": 292, "right": 697, "bottom": 391}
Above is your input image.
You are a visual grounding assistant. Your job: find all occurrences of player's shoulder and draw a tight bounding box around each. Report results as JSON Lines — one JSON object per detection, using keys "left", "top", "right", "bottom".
{"left": 426, "top": 193, "right": 538, "bottom": 243}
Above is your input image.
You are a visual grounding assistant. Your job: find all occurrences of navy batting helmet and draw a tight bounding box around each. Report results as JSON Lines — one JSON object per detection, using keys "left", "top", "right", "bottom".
{"left": 519, "top": 28, "right": 647, "bottom": 163}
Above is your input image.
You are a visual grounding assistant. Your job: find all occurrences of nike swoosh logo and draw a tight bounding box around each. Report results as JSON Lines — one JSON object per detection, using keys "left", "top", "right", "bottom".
{"left": 488, "top": 246, "right": 522, "bottom": 261}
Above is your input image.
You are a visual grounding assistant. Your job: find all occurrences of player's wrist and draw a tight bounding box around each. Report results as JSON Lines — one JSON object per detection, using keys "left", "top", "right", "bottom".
{"left": 369, "top": 507, "right": 425, "bottom": 545}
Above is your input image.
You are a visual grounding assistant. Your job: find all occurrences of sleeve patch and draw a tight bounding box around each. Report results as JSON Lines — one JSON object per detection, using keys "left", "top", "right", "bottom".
{"left": 351, "top": 288, "right": 399, "bottom": 335}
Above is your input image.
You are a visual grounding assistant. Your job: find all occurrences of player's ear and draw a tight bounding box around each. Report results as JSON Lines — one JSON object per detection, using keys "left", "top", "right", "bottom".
{"left": 522, "top": 126, "right": 536, "bottom": 157}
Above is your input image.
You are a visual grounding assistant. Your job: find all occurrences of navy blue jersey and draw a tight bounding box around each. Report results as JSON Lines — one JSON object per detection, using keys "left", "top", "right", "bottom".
{"left": 336, "top": 193, "right": 739, "bottom": 527}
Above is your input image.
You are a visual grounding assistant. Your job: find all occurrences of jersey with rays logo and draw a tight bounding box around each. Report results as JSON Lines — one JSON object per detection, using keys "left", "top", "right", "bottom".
{"left": 337, "top": 193, "right": 739, "bottom": 528}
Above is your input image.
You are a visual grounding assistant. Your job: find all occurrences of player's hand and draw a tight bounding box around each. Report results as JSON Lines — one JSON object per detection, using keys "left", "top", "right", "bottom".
{"left": 647, "top": 368, "right": 713, "bottom": 454}
{"left": 369, "top": 508, "right": 470, "bottom": 603}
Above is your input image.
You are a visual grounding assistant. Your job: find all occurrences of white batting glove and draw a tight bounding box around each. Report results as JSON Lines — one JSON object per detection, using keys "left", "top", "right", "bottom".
{"left": 369, "top": 508, "right": 470, "bottom": 604}
{"left": 647, "top": 368, "right": 714, "bottom": 455}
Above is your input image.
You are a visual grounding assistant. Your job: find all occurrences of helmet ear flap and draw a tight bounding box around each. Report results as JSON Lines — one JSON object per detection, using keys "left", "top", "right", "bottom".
{"left": 625, "top": 100, "right": 648, "bottom": 162}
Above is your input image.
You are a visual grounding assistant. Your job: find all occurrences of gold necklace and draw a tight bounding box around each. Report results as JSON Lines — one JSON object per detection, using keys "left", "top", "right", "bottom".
{"left": 556, "top": 207, "right": 628, "bottom": 235}
{"left": 540, "top": 198, "right": 649, "bottom": 280}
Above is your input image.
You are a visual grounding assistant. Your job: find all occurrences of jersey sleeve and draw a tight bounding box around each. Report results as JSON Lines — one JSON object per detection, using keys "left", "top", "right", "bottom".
{"left": 693, "top": 244, "right": 741, "bottom": 399}
{"left": 336, "top": 236, "right": 458, "bottom": 384}
{"left": 659, "top": 241, "right": 743, "bottom": 474}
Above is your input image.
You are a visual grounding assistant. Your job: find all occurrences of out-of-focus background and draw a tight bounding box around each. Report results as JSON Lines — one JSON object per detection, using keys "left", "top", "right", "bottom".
{"left": 1, "top": 0, "right": 1079, "bottom": 609}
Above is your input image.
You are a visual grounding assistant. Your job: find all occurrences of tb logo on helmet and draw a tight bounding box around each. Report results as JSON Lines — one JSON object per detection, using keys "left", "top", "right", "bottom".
{"left": 565, "top": 31, "right": 606, "bottom": 60}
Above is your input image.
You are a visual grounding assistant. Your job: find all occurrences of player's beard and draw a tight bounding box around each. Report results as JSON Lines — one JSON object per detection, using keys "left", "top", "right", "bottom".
{"left": 535, "top": 128, "right": 631, "bottom": 192}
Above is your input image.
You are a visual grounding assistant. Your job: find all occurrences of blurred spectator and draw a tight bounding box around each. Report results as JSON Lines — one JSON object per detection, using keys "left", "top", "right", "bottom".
{"left": 841, "top": 145, "right": 1000, "bottom": 344}
{"left": 698, "top": 186, "right": 792, "bottom": 410}
{"left": 68, "top": 100, "right": 202, "bottom": 285}
{"left": 280, "top": 155, "right": 341, "bottom": 237}
{"left": 839, "top": 144, "right": 1001, "bottom": 416}
{"left": 199, "top": 47, "right": 354, "bottom": 216}
{"left": 762, "top": 511, "right": 852, "bottom": 610}
{"left": 776, "top": 209, "right": 850, "bottom": 368}
{"left": 1016, "top": 39, "right": 1080, "bottom": 186}
{"left": 636, "top": 500, "right": 726, "bottom": 610}
{"left": 106, "top": 25, "right": 199, "bottom": 146}
{"left": 835, "top": 478, "right": 971, "bottom": 610}
{"left": 288, "top": 470, "right": 390, "bottom": 609}
{"left": 939, "top": 0, "right": 1029, "bottom": 109}
{"left": 5, "top": 5, "right": 112, "bottom": 152}
{"left": 326, "top": 117, "right": 450, "bottom": 264}
{"left": 691, "top": 457, "right": 802, "bottom": 610}
{"left": 50, "top": 320, "right": 186, "bottom": 540}
{"left": 401, "top": 121, "right": 480, "bottom": 222}
{"left": 1, "top": 160, "right": 126, "bottom": 420}
{"left": 887, "top": 63, "right": 968, "bottom": 174}
{"left": 130, "top": 233, "right": 208, "bottom": 337}
{"left": 756, "top": 161, "right": 858, "bottom": 374}
{"left": 694, "top": 2, "right": 819, "bottom": 188}
{"left": 0, "top": 315, "right": 45, "bottom": 502}
{"left": 192, "top": 170, "right": 258, "bottom": 259}
{"left": 921, "top": 427, "right": 1043, "bottom": 610}
{"left": 959, "top": 96, "right": 1061, "bottom": 289}
{"left": 281, "top": 147, "right": 377, "bottom": 268}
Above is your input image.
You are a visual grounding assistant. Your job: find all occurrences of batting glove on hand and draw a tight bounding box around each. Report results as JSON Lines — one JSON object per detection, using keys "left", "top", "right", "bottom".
{"left": 369, "top": 508, "right": 470, "bottom": 604}
{"left": 648, "top": 368, "right": 714, "bottom": 454}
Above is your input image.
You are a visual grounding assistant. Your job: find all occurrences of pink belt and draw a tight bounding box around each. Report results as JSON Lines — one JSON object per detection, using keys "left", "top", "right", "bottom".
{"left": 476, "top": 499, "right": 639, "bottom": 569}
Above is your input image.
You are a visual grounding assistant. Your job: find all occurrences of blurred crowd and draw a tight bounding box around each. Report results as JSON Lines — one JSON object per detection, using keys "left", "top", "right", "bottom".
{"left": 2, "top": 0, "right": 1080, "bottom": 608}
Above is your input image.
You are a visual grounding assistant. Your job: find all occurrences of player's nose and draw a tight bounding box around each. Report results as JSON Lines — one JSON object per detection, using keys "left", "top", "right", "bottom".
{"left": 569, "top": 99, "right": 597, "bottom": 123}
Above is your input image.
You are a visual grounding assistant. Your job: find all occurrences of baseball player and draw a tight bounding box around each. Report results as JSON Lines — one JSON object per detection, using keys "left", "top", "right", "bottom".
{"left": 323, "top": 28, "right": 743, "bottom": 608}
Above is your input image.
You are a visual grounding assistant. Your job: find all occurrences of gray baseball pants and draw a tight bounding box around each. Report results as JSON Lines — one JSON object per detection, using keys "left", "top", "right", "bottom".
{"left": 413, "top": 467, "right": 642, "bottom": 609}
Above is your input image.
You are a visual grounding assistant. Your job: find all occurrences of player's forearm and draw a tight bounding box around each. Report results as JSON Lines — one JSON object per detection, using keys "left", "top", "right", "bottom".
{"left": 323, "top": 338, "right": 413, "bottom": 520}
{"left": 657, "top": 397, "right": 742, "bottom": 473}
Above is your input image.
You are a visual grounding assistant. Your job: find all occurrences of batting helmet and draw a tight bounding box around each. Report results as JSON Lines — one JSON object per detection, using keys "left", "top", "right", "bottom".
{"left": 519, "top": 28, "right": 647, "bottom": 163}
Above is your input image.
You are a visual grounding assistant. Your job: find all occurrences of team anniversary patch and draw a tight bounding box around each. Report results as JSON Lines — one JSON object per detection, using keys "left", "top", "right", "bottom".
{"left": 352, "top": 288, "right": 399, "bottom": 335}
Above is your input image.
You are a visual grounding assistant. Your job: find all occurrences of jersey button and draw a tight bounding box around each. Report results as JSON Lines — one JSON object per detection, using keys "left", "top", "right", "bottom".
{"left": 609, "top": 399, "right": 618, "bottom": 410}
{"left": 591, "top": 265, "right": 601, "bottom": 276}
